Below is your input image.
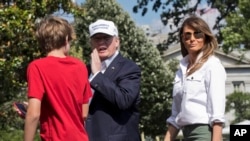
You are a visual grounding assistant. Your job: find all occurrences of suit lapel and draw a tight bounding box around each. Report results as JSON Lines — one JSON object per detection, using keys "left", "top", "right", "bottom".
{"left": 104, "top": 53, "right": 123, "bottom": 77}
{"left": 87, "top": 53, "right": 124, "bottom": 78}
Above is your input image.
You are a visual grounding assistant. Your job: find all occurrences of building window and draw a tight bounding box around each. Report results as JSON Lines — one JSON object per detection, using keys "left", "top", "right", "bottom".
{"left": 232, "top": 81, "right": 245, "bottom": 92}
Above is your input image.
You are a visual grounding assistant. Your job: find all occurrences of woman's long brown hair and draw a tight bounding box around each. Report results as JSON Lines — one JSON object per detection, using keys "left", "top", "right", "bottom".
{"left": 179, "top": 15, "right": 218, "bottom": 76}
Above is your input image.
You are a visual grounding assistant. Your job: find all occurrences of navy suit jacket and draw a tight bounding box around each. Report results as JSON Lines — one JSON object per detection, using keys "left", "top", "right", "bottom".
{"left": 86, "top": 53, "right": 141, "bottom": 141}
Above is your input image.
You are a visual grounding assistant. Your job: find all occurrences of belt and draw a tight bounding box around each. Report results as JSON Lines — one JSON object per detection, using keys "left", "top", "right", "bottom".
{"left": 182, "top": 124, "right": 210, "bottom": 130}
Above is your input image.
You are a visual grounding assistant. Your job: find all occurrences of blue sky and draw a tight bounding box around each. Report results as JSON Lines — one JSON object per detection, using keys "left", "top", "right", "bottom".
{"left": 66, "top": 0, "right": 218, "bottom": 33}
{"left": 116, "top": 0, "right": 162, "bottom": 25}
{"left": 74, "top": 0, "right": 162, "bottom": 26}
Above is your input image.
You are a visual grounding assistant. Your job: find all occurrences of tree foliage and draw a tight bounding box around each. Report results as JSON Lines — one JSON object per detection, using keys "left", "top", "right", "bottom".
{"left": 133, "top": 0, "right": 239, "bottom": 52}
{"left": 0, "top": 3, "right": 38, "bottom": 129}
{"left": 226, "top": 91, "right": 250, "bottom": 124}
{"left": 75, "top": 0, "right": 176, "bottom": 137}
{"left": 221, "top": 0, "right": 250, "bottom": 54}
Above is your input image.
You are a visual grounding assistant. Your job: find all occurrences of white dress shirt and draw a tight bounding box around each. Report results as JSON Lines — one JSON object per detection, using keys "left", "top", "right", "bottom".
{"left": 167, "top": 54, "right": 227, "bottom": 129}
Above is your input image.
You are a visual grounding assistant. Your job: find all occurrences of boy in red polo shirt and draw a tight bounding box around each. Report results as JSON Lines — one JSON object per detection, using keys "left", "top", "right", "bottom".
{"left": 24, "top": 15, "right": 92, "bottom": 141}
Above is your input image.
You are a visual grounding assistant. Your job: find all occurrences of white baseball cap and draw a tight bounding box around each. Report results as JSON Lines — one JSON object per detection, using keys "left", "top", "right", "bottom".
{"left": 89, "top": 19, "right": 118, "bottom": 37}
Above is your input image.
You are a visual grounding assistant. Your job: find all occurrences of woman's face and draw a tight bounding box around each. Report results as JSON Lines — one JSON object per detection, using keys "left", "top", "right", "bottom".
{"left": 181, "top": 25, "right": 205, "bottom": 55}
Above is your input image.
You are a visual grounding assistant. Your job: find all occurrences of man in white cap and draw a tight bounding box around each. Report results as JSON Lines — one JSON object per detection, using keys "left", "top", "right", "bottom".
{"left": 85, "top": 19, "right": 142, "bottom": 141}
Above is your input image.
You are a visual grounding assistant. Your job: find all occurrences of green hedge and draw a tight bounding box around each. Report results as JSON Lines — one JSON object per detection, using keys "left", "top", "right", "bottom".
{"left": 0, "top": 129, "right": 40, "bottom": 141}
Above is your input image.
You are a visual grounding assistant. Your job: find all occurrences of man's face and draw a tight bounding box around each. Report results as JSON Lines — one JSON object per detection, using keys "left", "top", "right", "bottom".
{"left": 90, "top": 33, "right": 120, "bottom": 61}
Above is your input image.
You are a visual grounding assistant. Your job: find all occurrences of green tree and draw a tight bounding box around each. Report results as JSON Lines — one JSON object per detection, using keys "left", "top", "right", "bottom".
{"left": 133, "top": 0, "right": 240, "bottom": 53}
{"left": 226, "top": 91, "right": 250, "bottom": 124}
{"left": 75, "top": 0, "right": 176, "bottom": 137}
{"left": 221, "top": 0, "right": 250, "bottom": 54}
{"left": 0, "top": 3, "right": 38, "bottom": 130}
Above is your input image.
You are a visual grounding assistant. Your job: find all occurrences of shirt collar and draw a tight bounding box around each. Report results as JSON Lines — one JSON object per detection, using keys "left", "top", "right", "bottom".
{"left": 180, "top": 51, "right": 204, "bottom": 73}
{"left": 102, "top": 50, "right": 119, "bottom": 68}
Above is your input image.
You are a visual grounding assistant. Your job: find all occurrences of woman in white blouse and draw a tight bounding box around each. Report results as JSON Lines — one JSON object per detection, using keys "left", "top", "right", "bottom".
{"left": 164, "top": 15, "right": 226, "bottom": 141}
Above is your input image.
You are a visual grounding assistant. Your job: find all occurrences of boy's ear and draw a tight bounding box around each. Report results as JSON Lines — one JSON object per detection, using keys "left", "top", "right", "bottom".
{"left": 65, "top": 36, "right": 68, "bottom": 42}
{"left": 65, "top": 36, "right": 69, "bottom": 45}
